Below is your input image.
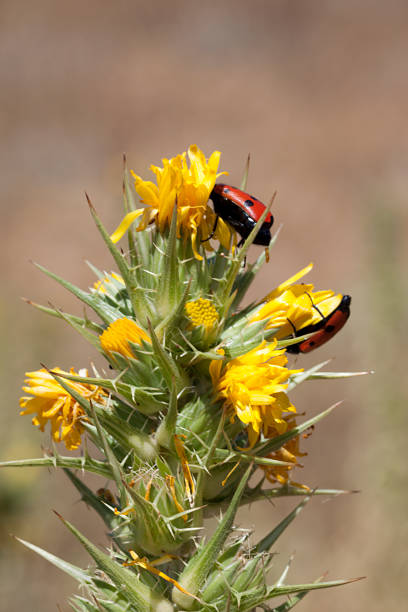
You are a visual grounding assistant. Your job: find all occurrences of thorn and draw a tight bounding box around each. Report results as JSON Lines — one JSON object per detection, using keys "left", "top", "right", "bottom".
{"left": 53, "top": 509, "right": 64, "bottom": 521}
{"left": 85, "top": 192, "right": 96, "bottom": 213}
{"left": 123, "top": 152, "right": 127, "bottom": 166}
{"left": 241, "top": 154, "right": 251, "bottom": 190}
{"left": 21, "top": 297, "right": 32, "bottom": 304}
{"left": 349, "top": 576, "right": 366, "bottom": 583}
{"left": 269, "top": 190, "right": 277, "bottom": 208}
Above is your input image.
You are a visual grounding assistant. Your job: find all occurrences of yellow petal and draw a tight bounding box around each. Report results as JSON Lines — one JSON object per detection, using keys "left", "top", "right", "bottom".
{"left": 110, "top": 209, "right": 145, "bottom": 243}
{"left": 266, "top": 263, "right": 314, "bottom": 300}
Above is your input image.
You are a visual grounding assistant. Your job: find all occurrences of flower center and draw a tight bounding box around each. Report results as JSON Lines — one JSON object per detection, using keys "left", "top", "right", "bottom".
{"left": 185, "top": 298, "right": 219, "bottom": 329}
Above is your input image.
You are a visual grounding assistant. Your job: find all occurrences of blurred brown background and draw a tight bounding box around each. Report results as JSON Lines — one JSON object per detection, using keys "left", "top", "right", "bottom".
{"left": 1, "top": 0, "right": 407, "bottom": 609}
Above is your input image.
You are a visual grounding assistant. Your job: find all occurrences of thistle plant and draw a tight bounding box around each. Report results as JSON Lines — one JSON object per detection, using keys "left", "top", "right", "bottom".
{"left": 4, "top": 145, "right": 366, "bottom": 611}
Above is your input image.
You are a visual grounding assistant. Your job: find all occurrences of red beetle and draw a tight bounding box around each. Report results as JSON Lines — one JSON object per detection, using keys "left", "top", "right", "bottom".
{"left": 205, "top": 184, "right": 273, "bottom": 247}
{"left": 286, "top": 295, "right": 351, "bottom": 354}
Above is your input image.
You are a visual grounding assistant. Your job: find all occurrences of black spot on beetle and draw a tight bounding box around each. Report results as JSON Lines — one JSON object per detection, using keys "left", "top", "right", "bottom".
{"left": 223, "top": 187, "right": 230, "bottom": 193}
{"left": 309, "top": 340, "right": 316, "bottom": 346}
{"left": 325, "top": 324, "right": 335, "bottom": 333}
{"left": 245, "top": 199, "right": 255, "bottom": 206}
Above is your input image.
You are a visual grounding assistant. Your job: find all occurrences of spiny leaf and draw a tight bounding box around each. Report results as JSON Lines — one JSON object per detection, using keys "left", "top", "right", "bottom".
{"left": 54, "top": 512, "right": 173, "bottom": 612}
{"left": 70, "top": 597, "right": 95, "bottom": 612}
{"left": 241, "top": 486, "right": 358, "bottom": 506}
{"left": 288, "top": 361, "right": 372, "bottom": 390}
{"left": 94, "top": 407, "right": 157, "bottom": 463}
{"left": 210, "top": 448, "right": 292, "bottom": 469}
{"left": 0, "top": 456, "right": 112, "bottom": 479}
{"left": 34, "top": 262, "right": 119, "bottom": 324}
{"left": 254, "top": 496, "right": 311, "bottom": 553}
{"left": 256, "top": 402, "right": 342, "bottom": 457}
{"left": 148, "top": 321, "right": 189, "bottom": 392}
{"left": 155, "top": 382, "right": 178, "bottom": 450}
{"left": 86, "top": 194, "right": 154, "bottom": 322}
{"left": 287, "top": 360, "right": 331, "bottom": 390}
{"left": 63, "top": 469, "right": 118, "bottom": 529}
{"left": 293, "top": 370, "right": 373, "bottom": 382}
{"left": 122, "top": 154, "right": 138, "bottom": 269}
{"left": 159, "top": 205, "right": 179, "bottom": 312}
{"left": 154, "top": 277, "right": 192, "bottom": 339}
{"left": 234, "top": 576, "right": 364, "bottom": 612}
{"left": 51, "top": 307, "right": 102, "bottom": 350}
{"left": 201, "top": 559, "right": 242, "bottom": 605}
{"left": 122, "top": 482, "right": 184, "bottom": 556}
{"left": 87, "top": 401, "right": 127, "bottom": 508}
{"left": 86, "top": 193, "right": 133, "bottom": 286}
{"left": 172, "top": 464, "right": 253, "bottom": 609}
{"left": 71, "top": 578, "right": 134, "bottom": 612}
{"left": 22, "top": 298, "right": 103, "bottom": 333}
{"left": 16, "top": 536, "right": 92, "bottom": 585}
{"left": 261, "top": 577, "right": 365, "bottom": 605}
{"left": 49, "top": 369, "right": 163, "bottom": 415}
{"left": 231, "top": 225, "right": 281, "bottom": 311}
{"left": 232, "top": 556, "right": 263, "bottom": 594}
{"left": 261, "top": 591, "right": 308, "bottom": 611}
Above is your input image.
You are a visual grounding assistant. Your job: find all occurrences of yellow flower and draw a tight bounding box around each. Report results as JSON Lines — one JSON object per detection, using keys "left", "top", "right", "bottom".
{"left": 185, "top": 298, "right": 219, "bottom": 330}
{"left": 251, "top": 263, "right": 342, "bottom": 338}
{"left": 93, "top": 272, "right": 124, "bottom": 294}
{"left": 210, "top": 341, "right": 301, "bottom": 445}
{"left": 110, "top": 145, "right": 234, "bottom": 259}
{"left": 20, "top": 368, "right": 107, "bottom": 450}
{"left": 100, "top": 317, "right": 151, "bottom": 359}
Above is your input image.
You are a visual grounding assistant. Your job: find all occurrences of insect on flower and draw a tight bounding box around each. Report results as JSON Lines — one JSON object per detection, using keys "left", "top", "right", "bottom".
{"left": 286, "top": 294, "right": 351, "bottom": 354}
{"left": 203, "top": 183, "right": 274, "bottom": 247}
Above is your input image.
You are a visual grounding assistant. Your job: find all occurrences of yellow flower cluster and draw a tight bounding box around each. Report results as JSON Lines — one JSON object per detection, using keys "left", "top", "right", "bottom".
{"left": 185, "top": 298, "right": 219, "bottom": 330}
{"left": 210, "top": 341, "right": 301, "bottom": 447}
{"left": 20, "top": 368, "right": 106, "bottom": 450}
{"left": 110, "top": 145, "right": 234, "bottom": 259}
{"left": 100, "top": 317, "right": 151, "bottom": 360}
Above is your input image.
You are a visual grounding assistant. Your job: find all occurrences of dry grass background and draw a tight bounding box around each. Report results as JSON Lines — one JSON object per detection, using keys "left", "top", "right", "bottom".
{"left": 1, "top": 1, "right": 407, "bottom": 609}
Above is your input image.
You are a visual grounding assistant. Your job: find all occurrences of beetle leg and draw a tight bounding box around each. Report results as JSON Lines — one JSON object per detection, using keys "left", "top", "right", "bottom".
{"left": 201, "top": 215, "right": 219, "bottom": 242}
{"left": 305, "top": 291, "right": 325, "bottom": 319}
{"left": 287, "top": 317, "right": 297, "bottom": 335}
